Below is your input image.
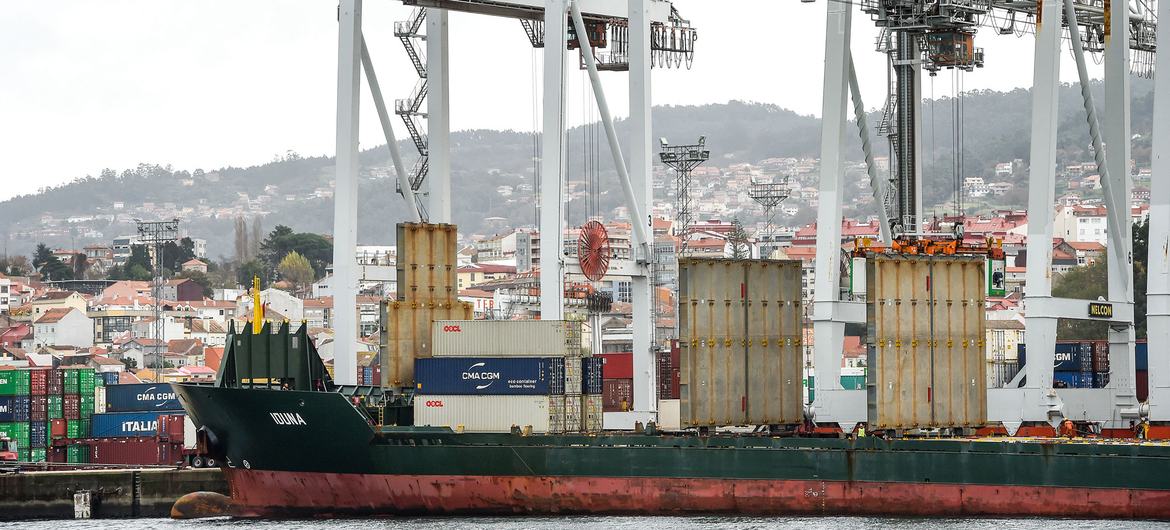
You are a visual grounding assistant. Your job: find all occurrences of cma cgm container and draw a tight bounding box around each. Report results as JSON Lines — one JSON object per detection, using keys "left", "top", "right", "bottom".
{"left": 414, "top": 395, "right": 552, "bottom": 433}
{"left": 91, "top": 411, "right": 178, "bottom": 438}
{"left": 431, "top": 320, "right": 583, "bottom": 357}
{"left": 105, "top": 383, "right": 182, "bottom": 412}
{"left": 0, "top": 396, "right": 30, "bottom": 422}
{"left": 414, "top": 357, "right": 563, "bottom": 396}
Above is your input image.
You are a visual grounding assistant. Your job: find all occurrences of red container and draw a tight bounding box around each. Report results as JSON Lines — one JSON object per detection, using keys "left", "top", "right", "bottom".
{"left": 46, "top": 370, "right": 63, "bottom": 395}
{"left": 602, "top": 378, "right": 633, "bottom": 412}
{"left": 27, "top": 368, "right": 49, "bottom": 395}
{"left": 595, "top": 352, "right": 633, "bottom": 380}
{"left": 50, "top": 418, "right": 67, "bottom": 439}
{"left": 29, "top": 395, "right": 47, "bottom": 422}
{"left": 657, "top": 341, "right": 681, "bottom": 400}
{"left": 1091, "top": 340, "right": 1110, "bottom": 373}
{"left": 63, "top": 395, "right": 80, "bottom": 420}
{"left": 88, "top": 436, "right": 185, "bottom": 466}
{"left": 157, "top": 414, "right": 185, "bottom": 443}
{"left": 1138, "top": 369, "right": 1149, "bottom": 402}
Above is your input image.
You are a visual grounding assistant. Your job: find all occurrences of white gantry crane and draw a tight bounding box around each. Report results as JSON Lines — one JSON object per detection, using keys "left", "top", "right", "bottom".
{"left": 329, "top": 0, "right": 695, "bottom": 430}
{"left": 809, "top": 0, "right": 1160, "bottom": 434}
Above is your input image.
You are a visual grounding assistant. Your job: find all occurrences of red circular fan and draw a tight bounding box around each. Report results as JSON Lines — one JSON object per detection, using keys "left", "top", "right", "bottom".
{"left": 577, "top": 220, "right": 611, "bottom": 282}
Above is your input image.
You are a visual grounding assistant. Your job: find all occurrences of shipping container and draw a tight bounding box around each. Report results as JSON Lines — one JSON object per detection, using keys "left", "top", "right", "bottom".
{"left": 583, "top": 394, "right": 603, "bottom": 432}
{"left": 413, "top": 394, "right": 552, "bottom": 433}
{"left": 414, "top": 357, "right": 562, "bottom": 395}
{"left": 679, "top": 258, "right": 804, "bottom": 427}
{"left": 29, "top": 395, "right": 46, "bottom": 422}
{"left": 157, "top": 413, "right": 185, "bottom": 443}
{"left": 1053, "top": 371, "right": 1094, "bottom": 388}
{"left": 1138, "top": 369, "right": 1149, "bottom": 402}
{"left": 29, "top": 447, "right": 46, "bottom": 462}
{"left": 431, "top": 320, "right": 584, "bottom": 358}
{"left": 16, "top": 448, "right": 29, "bottom": 461}
{"left": 866, "top": 254, "right": 987, "bottom": 430}
{"left": 582, "top": 356, "right": 604, "bottom": 395}
{"left": 29, "top": 421, "right": 47, "bottom": 448}
{"left": 602, "top": 378, "right": 633, "bottom": 412}
{"left": 396, "top": 222, "right": 459, "bottom": 302}
{"left": 47, "top": 395, "right": 62, "bottom": 420}
{"left": 50, "top": 418, "right": 66, "bottom": 439}
{"left": 63, "top": 395, "right": 79, "bottom": 420}
{"left": 657, "top": 345, "right": 681, "bottom": 400}
{"left": 95, "top": 386, "right": 107, "bottom": 414}
{"left": 1091, "top": 340, "right": 1110, "bottom": 373}
{"left": 100, "top": 371, "right": 120, "bottom": 386}
{"left": 67, "top": 444, "right": 90, "bottom": 464}
{"left": 0, "top": 396, "right": 30, "bottom": 422}
{"left": 379, "top": 299, "right": 475, "bottom": 388}
{"left": 564, "top": 357, "right": 582, "bottom": 396}
{"left": 63, "top": 369, "right": 80, "bottom": 395}
{"left": 27, "top": 368, "right": 49, "bottom": 395}
{"left": 0, "top": 422, "right": 29, "bottom": 449}
{"left": 79, "top": 369, "right": 96, "bottom": 396}
{"left": 91, "top": 411, "right": 178, "bottom": 438}
{"left": 87, "top": 436, "right": 186, "bottom": 466}
{"left": 1137, "top": 340, "right": 1149, "bottom": 371}
{"left": 46, "top": 370, "right": 63, "bottom": 395}
{"left": 0, "top": 369, "right": 30, "bottom": 396}
{"left": 66, "top": 419, "right": 92, "bottom": 439}
{"left": 595, "top": 352, "right": 633, "bottom": 379}
{"left": 1017, "top": 341, "right": 1104, "bottom": 372}
{"left": 104, "top": 383, "right": 182, "bottom": 412}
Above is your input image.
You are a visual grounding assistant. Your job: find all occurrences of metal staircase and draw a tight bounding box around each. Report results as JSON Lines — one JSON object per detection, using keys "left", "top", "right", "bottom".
{"left": 394, "top": 7, "right": 429, "bottom": 198}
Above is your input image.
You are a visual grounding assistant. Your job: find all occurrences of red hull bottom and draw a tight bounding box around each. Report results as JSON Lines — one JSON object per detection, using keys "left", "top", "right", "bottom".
{"left": 225, "top": 469, "right": 1170, "bottom": 519}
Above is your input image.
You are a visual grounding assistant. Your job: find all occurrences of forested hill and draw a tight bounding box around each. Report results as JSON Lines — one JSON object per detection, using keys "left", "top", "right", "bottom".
{"left": 1, "top": 78, "right": 1153, "bottom": 259}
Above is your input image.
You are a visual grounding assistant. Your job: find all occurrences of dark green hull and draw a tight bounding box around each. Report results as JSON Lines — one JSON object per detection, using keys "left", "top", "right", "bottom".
{"left": 173, "top": 383, "right": 1170, "bottom": 518}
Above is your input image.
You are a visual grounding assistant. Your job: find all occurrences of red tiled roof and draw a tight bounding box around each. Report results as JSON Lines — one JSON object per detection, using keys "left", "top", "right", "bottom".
{"left": 35, "top": 307, "right": 75, "bottom": 324}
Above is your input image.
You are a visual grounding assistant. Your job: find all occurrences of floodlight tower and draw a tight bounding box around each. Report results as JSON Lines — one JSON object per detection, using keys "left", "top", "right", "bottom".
{"left": 659, "top": 136, "right": 709, "bottom": 250}
{"left": 748, "top": 175, "right": 791, "bottom": 257}
{"left": 135, "top": 218, "right": 179, "bottom": 369}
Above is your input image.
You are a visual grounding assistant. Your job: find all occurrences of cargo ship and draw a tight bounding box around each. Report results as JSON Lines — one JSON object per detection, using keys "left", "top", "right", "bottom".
{"left": 173, "top": 318, "right": 1170, "bottom": 520}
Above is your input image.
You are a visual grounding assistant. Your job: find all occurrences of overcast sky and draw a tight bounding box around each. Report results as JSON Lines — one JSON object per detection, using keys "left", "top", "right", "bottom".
{"left": 1, "top": 1, "right": 1106, "bottom": 201}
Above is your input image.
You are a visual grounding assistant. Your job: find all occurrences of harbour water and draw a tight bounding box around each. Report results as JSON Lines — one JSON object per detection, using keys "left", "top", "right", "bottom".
{"left": 1, "top": 517, "right": 1166, "bottom": 529}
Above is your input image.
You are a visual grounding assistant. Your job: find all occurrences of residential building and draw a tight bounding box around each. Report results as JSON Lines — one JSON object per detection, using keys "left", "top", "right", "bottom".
{"left": 1054, "top": 204, "right": 1108, "bottom": 245}
{"left": 160, "top": 278, "right": 203, "bottom": 302}
{"left": 30, "top": 291, "right": 87, "bottom": 319}
{"left": 181, "top": 259, "right": 208, "bottom": 273}
{"left": 457, "top": 263, "right": 517, "bottom": 289}
{"left": 33, "top": 308, "right": 94, "bottom": 348}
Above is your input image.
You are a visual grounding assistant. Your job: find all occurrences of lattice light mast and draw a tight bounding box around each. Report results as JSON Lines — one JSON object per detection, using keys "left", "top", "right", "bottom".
{"left": 135, "top": 218, "right": 179, "bottom": 370}
{"left": 659, "top": 136, "right": 709, "bottom": 251}
{"left": 748, "top": 175, "right": 791, "bottom": 257}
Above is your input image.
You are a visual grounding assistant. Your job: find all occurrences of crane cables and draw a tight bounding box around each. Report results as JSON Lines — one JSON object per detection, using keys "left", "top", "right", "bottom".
{"left": 951, "top": 68, "right": 966, "bottom": 220}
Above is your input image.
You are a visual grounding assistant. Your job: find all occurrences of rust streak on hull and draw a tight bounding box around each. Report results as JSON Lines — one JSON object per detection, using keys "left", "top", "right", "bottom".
{"left": 224, "top": 469, "right": 1170, "bottom": 519}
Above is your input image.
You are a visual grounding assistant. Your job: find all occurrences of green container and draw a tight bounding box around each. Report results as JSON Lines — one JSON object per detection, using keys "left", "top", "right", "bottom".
{"left": 0, "top": 370, "right": 31, "bottom": 396}
{"left": 3, "top": 422, "right": 31, "bottom": 449}
{"left": 29, "top": 447, "right": 46, "bottom": 462}
{"left": 66, "top": 444, "right": 89, "bottom": 464}
{"left": 78, "top": 369, "right": 96, "bottom": 395}
{"left": 80, "top": 395, "right": 95, "bottom": 418}
{"left": 16, "top": 448, "right": 29, "bottom": 462}
{"left": 48, "top": 395, "right": 63, "bottom": 420}
{"left": 95, "top": 374, "right": 105, "bottom": 387}
{"left": 63, "top": 369, "right": 80, "bottom": 395}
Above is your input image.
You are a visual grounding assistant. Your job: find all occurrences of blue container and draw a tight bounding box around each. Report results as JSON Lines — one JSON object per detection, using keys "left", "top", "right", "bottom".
{"left": 582, "top": 357, "right": 604, "bottom": 394}
{"left": 29, "top": 421, "right": 47, "bottom": 448}
{"left": 91, "top": 411, "right": 178, "bottom": 438}
{"left": 1137, "top": 342, "right": 1148, "bottom": 371}
{"left": 415, "top": 357, "right": 560, "bottom": 395}
{"left": 2, "top": 396, "right": 32, "bottom": 422}
{"left": 104, "top": 383, "right": 182, "bottom": 412}
{"left": 1053, "top": 371, "right": 1093, "bottom": 388}
{"left": 1092, "top": 371, "right": 1111, "bottom": 388}
{"left": 101, "top": 372, "right": 120, "bottom": 386}
{"left": 1018, "top": 343, "right": 1093, "bottom": 372}
{"left": 548, "top": 359, "right": 565, "bottom": 395}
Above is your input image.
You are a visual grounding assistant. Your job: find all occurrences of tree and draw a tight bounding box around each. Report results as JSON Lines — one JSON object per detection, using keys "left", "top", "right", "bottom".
{"left": 32, "top": 243, "right": 72, "bottom": 281}
{"left": 0, "top": 256, "right": 30, "bottom": 276}
{"left": 238, "top": 259, "right": 269, "bottom": 289}
{"left": 1052, "top": 259, "right": 1109, "bottom": 340}
{"left": 71, "top": 252, "right": 89, "bottom": 279}
{"left": 1133, "top": 219, "right": 1150, "bottom": 339}
{"left": 250, "top": 218, "right": 262, "bottom": 261}
{"left": 234, "top": 216, "right": 249, "bottom": 261}
{"left": 259, "top": 225, "right": 332, "bottom": 278}
{"left": 161, "top": 237, "right": 196, "bottom": 272}
{"left": 277, "top": 251, "right": 315, "bottom": 294}
{"left": 126, "top": 245, "right": 152, "bottom": 275}
{"left": 728, "top": 218, "right": 752, "bottom": 259}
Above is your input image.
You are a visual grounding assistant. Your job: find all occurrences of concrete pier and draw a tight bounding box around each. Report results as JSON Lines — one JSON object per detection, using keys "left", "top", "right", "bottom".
{"left": 0, "top": 468, "right": 227, "bottom": 519}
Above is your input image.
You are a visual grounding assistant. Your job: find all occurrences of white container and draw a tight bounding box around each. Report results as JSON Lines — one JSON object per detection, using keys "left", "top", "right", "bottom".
{"left": 183, "top": 415, "right": 197, "bottom": 451}
{"left": 584, "top": 394, "right": 603, "bottom": 432}
{"left": 564, "top": 358, "right": 582, "bottom": 395}
{"left": 414, "top": 394, "right": 551, "bottom": 433}
{"left": 94, "top": 386, "right": 107, "bottom": 414}
{"left": 431, "top": 320, "right": 582, "bottom": 357}
{"left": 658, "top": 399, "right": 682, "bottom": 431}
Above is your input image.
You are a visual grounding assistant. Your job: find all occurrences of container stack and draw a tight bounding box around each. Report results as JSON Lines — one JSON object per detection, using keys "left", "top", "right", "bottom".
{"left": 48, "top": 382, "right": 188, "bottom": 465}
{"left": 0, "top": 367, "right": 108, "bottom": 462}
{"left": 1017, "top": 340, "right": 1112, "bottom": 389}
{"left": 414, "top": 320, "right": 600, "bottom": 433}
{"left": 595, "top": 352, "right": 633, "bottom": 412}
